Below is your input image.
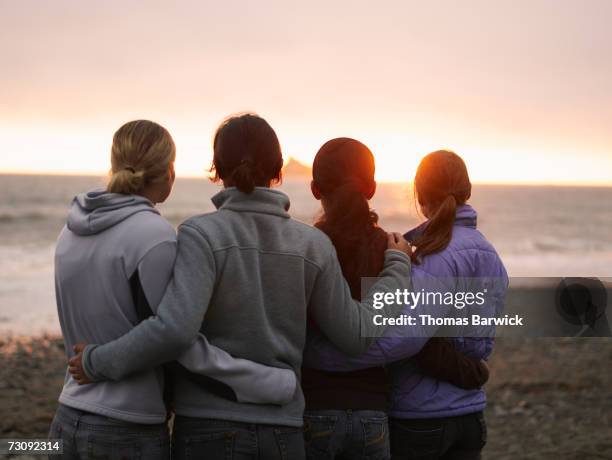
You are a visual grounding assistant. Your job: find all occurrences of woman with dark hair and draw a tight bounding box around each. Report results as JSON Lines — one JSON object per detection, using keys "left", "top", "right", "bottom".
{"left": 302, "top": 140, "right": 491, "bottom": 460}
{"left": 305, "top": 149, "right": 508, "bottom": 459}
{"left": 68, "top": 113, "right": 415, "bottom": 460}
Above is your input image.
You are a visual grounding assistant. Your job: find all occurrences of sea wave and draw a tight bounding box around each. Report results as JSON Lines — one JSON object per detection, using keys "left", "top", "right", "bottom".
{"left": 0, "top": 211, "right": 63, "bottom": 223}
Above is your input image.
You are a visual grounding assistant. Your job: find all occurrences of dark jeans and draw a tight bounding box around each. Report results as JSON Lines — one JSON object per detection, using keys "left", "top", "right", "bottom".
{"left": 389, "top": 412, "right": 486, "bottom": 460}
{"left": 304, "top": 410, "right": 390, "bottom": 460}
{"left": 172, "top": 415, "right": 305, "bottom": 460}
{"left": 47, "top": 403, "right": 170, "bottom": 460}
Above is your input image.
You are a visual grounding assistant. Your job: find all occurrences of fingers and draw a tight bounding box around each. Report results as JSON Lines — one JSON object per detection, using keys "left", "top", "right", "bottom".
{"left": 68, "top": 362, "right": 83, "bottom": 379}
{"left": 68, "top": 367, "right": 89, "bottom": 385}
{"left": 67, "top": 348, "right": 90, "bottom": 385}
{"left": 387, "top": 232, "right": 401, "bottom": 245}
{"left": 387, "top": 232, "right": 413, "bottom": 256}
{"left": 68, "top": 367, "right": 83, "bottom": 383}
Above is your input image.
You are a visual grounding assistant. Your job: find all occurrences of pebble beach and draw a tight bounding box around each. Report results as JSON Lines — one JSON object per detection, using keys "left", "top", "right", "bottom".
{"left": 0, "top": 336, "right": 610, "bottom": 459}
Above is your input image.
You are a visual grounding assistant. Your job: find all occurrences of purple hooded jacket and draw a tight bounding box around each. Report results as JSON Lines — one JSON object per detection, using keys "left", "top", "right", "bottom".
{"left": 303, "top": 204, "right": 508, "bottom": 419}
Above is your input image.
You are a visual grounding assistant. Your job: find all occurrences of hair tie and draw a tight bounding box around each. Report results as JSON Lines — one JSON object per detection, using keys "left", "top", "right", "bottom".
{"left": 124, "top": 166, "right": 136, "bottom": 174}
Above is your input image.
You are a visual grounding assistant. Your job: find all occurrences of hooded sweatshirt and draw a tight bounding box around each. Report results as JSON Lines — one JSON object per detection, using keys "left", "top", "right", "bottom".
{"left": 80, "top": 187, "right": 413, "bottom": 427}
{"left": 55, "top": 190, "right": 297, "bottom": 424}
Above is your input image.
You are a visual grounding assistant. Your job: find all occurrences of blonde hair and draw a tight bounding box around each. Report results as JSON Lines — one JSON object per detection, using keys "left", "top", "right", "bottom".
{"left": 107, "top": 120, "right": 176, "bottom": 194}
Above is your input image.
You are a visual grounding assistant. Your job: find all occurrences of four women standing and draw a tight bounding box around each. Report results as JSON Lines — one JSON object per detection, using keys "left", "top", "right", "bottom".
{"left": 51, "top": 114, "right": 507, "bottom": 460}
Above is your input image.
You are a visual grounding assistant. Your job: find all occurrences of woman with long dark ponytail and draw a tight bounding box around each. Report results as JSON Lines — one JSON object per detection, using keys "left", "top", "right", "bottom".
{"left": 312, "top": 138, "right": 387, "bottom": 297}
{"left": 303, "top": 141, "right": 494, "bottom": 460}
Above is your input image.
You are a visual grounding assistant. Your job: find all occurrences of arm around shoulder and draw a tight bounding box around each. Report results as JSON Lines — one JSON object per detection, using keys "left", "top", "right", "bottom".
{"left": 83, "top": 222, "right": 217, "bottom": 381}
{"left": 307, "top": 244, "right": 412, "bottom": 357}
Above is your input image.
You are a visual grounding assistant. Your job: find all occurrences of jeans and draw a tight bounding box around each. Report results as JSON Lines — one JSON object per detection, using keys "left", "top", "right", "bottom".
{"left": 303, "top": 410, "right": 390, "bottom": 460}
{"left": 47, "top": 403, "right": 170, "bottom": 460}
{"left": 389, "top": 412, "right": 486, "bottom": 460}
{"left": 172, "top": 416, "right": 305, "bottom": 460}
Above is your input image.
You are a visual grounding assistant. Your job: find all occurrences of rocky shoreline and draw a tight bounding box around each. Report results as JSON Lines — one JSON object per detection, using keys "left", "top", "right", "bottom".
{"left": 0, "top": 336, "right": 610, "bottom": 459}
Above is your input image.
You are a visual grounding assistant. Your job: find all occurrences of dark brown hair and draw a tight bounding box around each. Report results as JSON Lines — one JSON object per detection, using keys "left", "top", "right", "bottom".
{"left": 313, "top": 138, "right": 387, "bottom": 298}
{"left": 413, "top": 150, "right": 471, "bottom": 261}
{"left": 211, "top": 113, "right": 283, "bottom": 193}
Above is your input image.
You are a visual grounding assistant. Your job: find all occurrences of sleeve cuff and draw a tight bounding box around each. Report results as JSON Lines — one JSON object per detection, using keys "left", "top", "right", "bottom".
{"left": 384, "top": 249, "right": 412, "bottom": 263}
{"left": 81, "top": 344, "right": 103, "bottom": 382}
{"left": 276, "top": 370, "right": 298, "bottom": 405}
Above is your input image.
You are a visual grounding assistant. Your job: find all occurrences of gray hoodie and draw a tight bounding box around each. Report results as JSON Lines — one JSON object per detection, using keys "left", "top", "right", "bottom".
{"left": 55, "top": 190, "right": 296, "bottom": 424}
{"left": 82, "top": 188, "right": 412, "bottom": 427}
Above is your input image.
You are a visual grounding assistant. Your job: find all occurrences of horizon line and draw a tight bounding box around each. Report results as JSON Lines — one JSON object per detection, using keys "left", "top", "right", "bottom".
{"left": 1, "top": 170, "right": 611, "bottom": 188}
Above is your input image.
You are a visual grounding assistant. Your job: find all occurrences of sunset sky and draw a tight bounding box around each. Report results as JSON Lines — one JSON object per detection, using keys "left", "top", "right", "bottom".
{"left": 1, "top": 1, "right": 611, "bottom": 184}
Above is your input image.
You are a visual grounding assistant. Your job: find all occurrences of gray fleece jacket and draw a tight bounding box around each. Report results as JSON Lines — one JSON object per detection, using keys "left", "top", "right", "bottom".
{"left": 83, "top": 187, "right": 412, "bottom": 427}
{"left": 55, "top": 190, "right": 296, "bottom": 424}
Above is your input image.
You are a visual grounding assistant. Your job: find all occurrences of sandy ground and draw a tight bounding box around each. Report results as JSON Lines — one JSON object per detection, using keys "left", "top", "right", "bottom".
{"left": 0, "top": 336, "right": 610, "bottom": 459}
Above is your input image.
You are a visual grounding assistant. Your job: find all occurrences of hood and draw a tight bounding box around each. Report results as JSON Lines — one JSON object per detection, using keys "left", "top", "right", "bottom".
{"left": 404, "top": 204, "right": 478, "bottom": 242}
{"left": 66, "top": 189, "right": 159, "bottom": 236}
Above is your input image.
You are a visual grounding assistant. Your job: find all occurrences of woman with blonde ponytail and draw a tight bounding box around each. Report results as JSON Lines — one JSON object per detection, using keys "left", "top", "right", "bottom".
{"left": 305, "top": 149, "right": 508, "bottom": 460}
{"left": 106, "top": 119, "right": 177, "bottom": 197}
{"left": 51, "top": 120, "right": 298, "bottom": 460}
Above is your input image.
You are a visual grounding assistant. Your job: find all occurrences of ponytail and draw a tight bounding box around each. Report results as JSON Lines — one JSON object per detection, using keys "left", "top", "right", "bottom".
{"left": 230, "top": 161, "right": 257, "bottom": 194}
{"left": 413, "top": 194, "right": 457, "bottom": 261}
{"left": 317, "top": 179, "right": 378, "bottom": 244}
{"left": 312, "top": 138, "right": 383, "bottom": 299}
{"left": 316, "top": 180, "right": 381, "bottom": 299}
{"left": 107, "top": 167, "right": 146, "bottom": 194}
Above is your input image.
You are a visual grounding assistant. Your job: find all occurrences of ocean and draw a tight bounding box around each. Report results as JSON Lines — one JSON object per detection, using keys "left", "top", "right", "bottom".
{"left": 1, "top": 174, "right": 611, "bottom": 335}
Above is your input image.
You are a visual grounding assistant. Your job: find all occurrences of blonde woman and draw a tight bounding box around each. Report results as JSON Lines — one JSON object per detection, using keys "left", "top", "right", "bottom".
{"left": 50, "top": 120, "right": 296, "bottom": 460}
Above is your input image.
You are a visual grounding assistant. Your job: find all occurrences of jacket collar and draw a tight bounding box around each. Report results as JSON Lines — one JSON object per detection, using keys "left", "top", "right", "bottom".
{"left": 211, "top": 187, "right": 291, "bottom": 218}
{"left": 404, "top": 204, "right": 478, "bottom": 241}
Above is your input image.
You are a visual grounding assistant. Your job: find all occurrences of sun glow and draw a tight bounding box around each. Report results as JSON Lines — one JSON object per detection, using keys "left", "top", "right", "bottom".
{"left": 2, "top": 2, "right": 612, "bottom": 186}
{"left": 2, "top": 122, "right": 612, "bottom": 187}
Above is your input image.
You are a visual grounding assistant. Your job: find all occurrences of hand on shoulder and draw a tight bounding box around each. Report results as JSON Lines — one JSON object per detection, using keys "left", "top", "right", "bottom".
{"left": 387, "top": 232, "right": 413, "bottom": 258}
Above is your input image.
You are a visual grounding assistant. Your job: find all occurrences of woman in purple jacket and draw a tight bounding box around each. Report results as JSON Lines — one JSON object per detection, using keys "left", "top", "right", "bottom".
{"left": 304, "top": 150, "right": 508, "bottom": 459}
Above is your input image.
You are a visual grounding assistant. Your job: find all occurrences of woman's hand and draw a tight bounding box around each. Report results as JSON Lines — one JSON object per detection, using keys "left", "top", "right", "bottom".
{"left": 387, "top": 232, "right": 413, "bottom": 257}
{"left": 480, "top": 359, "right": 490, "bottom": 383}
{"left": 68, "top": 343, "right": 93, "bottom": 385}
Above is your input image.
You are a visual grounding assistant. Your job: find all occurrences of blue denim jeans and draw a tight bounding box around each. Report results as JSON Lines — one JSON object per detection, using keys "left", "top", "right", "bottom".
{"left": 172, "top": 416, "right": 305, "bottom": 460}
{"left": 303, "top": 410, "right": 390, "bottom": 460}
{"left": 47, "top": 403, "right": 170, "bottom": 460}
{"left": 389, "top": 412, "right": 486, "bottom": 460}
